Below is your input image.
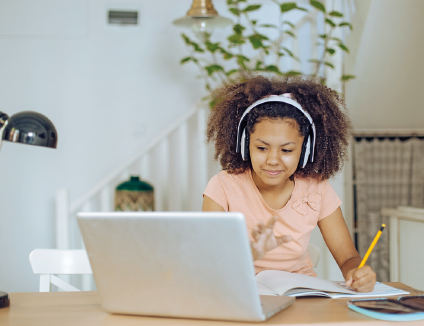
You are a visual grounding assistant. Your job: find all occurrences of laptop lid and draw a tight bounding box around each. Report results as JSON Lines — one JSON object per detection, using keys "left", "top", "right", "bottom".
{"left": 77, "top": 212, "right": 265, "bottom": 322}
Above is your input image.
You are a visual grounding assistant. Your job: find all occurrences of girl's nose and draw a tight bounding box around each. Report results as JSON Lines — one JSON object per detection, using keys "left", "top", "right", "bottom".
{"left": 266, "top": 149, "right": 280, "bottom": 165}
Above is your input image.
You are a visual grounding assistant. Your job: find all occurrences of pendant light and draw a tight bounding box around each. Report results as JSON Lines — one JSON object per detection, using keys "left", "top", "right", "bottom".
{"left": 173, "top": 0, "right": 232, "bottom": 38}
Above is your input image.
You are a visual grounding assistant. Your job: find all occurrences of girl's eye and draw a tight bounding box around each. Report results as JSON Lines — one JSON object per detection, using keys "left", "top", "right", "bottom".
{"left": 282, "top": 149, "right": 292, "bottom": 153}
{"left": 257, "top": 147, "right": 267, "bottom": 151}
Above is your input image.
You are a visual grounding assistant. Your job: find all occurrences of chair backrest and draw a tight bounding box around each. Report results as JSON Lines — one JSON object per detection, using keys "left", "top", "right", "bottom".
{"left": 29, "top": 249, "right": 92, "bottom": 292}
{"left": 308, "top": 243, "right": 320, "bottom": 268}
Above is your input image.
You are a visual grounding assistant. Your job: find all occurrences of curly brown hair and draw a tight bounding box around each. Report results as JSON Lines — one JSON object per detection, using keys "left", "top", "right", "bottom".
{"left": 206, "top": 73, "right": 352, "bottom": 180}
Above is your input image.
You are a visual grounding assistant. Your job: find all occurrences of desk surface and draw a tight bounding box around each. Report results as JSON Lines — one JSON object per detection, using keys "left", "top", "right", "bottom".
{"left": 1, "top": 283, "right": 423, "bottom": 326}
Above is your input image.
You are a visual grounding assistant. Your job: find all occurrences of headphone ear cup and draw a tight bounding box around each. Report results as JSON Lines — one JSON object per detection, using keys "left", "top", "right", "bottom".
{"left": 298, "top": 137, "right": 311, "bottom": 169}
{"left": 240, "top": 129, "right": 246, "bottom": 160}
{"left": 244, "top": 132, "right": 250, "bottom": 161}
{"left": 303, "top": 137, "right": 311, "bottom": 167}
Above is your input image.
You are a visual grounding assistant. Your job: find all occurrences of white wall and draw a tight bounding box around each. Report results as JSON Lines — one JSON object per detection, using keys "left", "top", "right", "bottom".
{"left": 0, "top": 0, "right": 205, "bottom": 292}
{"left": 345, "top": 0, "right": 424, "bottom": 129}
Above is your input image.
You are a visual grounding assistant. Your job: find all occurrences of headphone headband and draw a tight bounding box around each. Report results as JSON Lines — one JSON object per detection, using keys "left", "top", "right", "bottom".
{"left": 235, "top": 94, "right": 316, "bottom": 164}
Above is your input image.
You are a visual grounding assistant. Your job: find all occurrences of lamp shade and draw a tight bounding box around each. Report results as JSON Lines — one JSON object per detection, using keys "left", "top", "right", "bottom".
{"left": 0, "top": 111, "right": 58, "bottom": 149}
{"left": 172, "top": 0, "right": 232, "bottom": 29}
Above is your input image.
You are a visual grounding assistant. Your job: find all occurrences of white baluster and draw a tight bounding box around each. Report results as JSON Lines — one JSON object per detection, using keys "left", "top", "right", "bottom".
{"left": 178, "top": 122, "right": 189, "bottom": 211}
{"left": 55, "top": 188, "right": 71, "bottom": 291}
{"left": 197, "top": 107, "right": 208, "bottom": 200}
{"left": 80, "top": 201, "right": 94, "bottom": 291}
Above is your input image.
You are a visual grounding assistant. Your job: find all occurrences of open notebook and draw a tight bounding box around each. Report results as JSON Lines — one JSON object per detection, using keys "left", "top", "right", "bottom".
{"left": 256, "top": 270, "right": 409, "bottom": 299}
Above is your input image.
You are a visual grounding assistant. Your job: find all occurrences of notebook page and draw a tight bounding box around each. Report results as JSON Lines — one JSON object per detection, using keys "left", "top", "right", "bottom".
{"left": 256, "top": 271, "right": 409, "bottom": 298}
{"left": 256, "top": 270, "right": 357, "bottom": 296}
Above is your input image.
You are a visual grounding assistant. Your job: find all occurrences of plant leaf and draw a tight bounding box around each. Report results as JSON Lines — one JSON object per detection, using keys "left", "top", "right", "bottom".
{"left": 324, "top": 61, "right": 334, "bottom": 69}
{"left": 328, "top": 10, "right": 343, "bottom": 17}
{"left": 255, "top": 61, "right": 263, "bottom": 69}
{"left": 228, "top": 34, "right": 245, "bottom": 44}
{"left": 310, "top": 0, "right": 325, "bottom": 13}
{"left": 341, "top": 74, "right": 356, "bottom": 81}
{"left": 339, "top": 22, "right": 353, "bottom": 30}
{"left": 219, "top": 48, "right": 234, "bottom": 59}
{"left": 265, "top": 65, "right": 280, "bottom": 73}
{"left": 284, "top": 20, "right": 295, "bottom": 28}
{"left": 325, "top": 18, "right": 336, "bottom": 27}
{"left": 281, "top": 46, "right": 294, "bottom": 57}
{"left": 229, "top": 8, "right": 240, "bottom": 16}
{"left": 205, "top": 64, "right": 224, "bottom": 76}
{"left": 285, "top": 31, "right": 296, "bottom": 38}
{"left": 243, "top": 4, "right": 261, "bottom": 12}
{"left": 280, "top": 2, "right": 297, "bottom": 12}
{"left": 318, "top": 33, "right": 327, "bottom": 39}
{"left": 236, "top": 55, "right": 250, "bottom": 69}
{"left": 248, "top": 33, "right": 269, "bottom": 49}
{"left": 181, "top": 34, "right": 190, "bottom": 44}
{"left": 338, "top": 43, "right": 349, "bottom": 52}
{"left": 285, "top": 70, "right": 302, "bottom": 76}
{"left": 226, "top": 69, "right": 239, "bottom": 76}
{"left": 251, "top": 20, "right": 257, "bottom": 25}
{"left": 277, "top": 52, "right": 285, "bottom": 57}
{"left": 180, "top": 57, "right": 191, "bottom": 64}
{"left": 326, "top": 48, "right": 335, "bottom": 55}
{"left": 205, "top": 41, "right": 220, "bottom": 53}
{"left": 233, "top": 23, "right": 246, "bottom": 34}
{"left": 331, "top": 37, "right": 342, "bottom": 42}
{"left": 260, "top": 24, "right": 278, "bottom": 29}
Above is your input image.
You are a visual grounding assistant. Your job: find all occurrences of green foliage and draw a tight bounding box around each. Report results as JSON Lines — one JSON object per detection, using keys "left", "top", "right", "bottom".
{"left": 248, "top": 33, "right": 269, "bottom": 49}
{"left": 328, "top": 11, "right": 343, "bottom": 17}
{"left": 205, "top": 65, "right": 225, "bottom": 76}
{"left": 339, "top": 22, "right": 353, "bottom": 30}
{"left": 310, "top": 0, "right": 325, "bottom": 13}
{"left": 243, "top": 4, "right": 261, "bottom": 12}
{"left": 179, "top": 0, "right": 355, "bottom": 102}
{"left": 341, "top": 74, "right": 355, "bottom": 81}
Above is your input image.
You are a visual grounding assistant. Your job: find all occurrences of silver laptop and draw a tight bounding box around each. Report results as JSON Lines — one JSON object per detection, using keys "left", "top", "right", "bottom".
{"left": 77, "top": 212, "right": 294, "bottom": 322}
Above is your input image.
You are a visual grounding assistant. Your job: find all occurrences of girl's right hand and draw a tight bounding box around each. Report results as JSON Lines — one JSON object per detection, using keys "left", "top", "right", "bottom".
{"left": 250, "top": 216, "right": 293, "bottom": 261}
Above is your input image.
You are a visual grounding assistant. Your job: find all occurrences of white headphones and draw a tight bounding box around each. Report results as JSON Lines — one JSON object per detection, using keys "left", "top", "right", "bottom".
{"left": 235, "top": 94, "right": 316, "bottom": 168}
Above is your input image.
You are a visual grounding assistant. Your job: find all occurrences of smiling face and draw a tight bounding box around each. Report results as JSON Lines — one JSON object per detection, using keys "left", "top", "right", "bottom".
{"left": 249, "top": 118, "right": 304, "bottom": 190}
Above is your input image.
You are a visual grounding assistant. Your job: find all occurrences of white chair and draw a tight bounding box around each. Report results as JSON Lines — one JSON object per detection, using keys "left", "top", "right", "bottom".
{"left": 29, "top": 249, "right": 92, "bottom": 292}
{"left": 308, "top": 243, "right": 320, "bottom": 268}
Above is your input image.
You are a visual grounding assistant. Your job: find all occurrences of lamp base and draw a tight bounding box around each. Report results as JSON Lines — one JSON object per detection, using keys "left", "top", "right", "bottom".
{"left": 0, "top": 291, "right": 10, "bottom": 308}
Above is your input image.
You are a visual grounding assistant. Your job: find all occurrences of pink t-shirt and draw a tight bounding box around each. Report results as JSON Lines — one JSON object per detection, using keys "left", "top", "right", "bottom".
{"left": 203, "top": 169, "right": 342, "bottom": 276}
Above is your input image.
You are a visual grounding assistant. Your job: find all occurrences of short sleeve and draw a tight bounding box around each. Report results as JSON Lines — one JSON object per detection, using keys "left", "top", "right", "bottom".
{"left": 203, "top": 174, "right": 229, "bottom": 211}
{"left": 318, "top": 180, "right": 342, "bottom": 221}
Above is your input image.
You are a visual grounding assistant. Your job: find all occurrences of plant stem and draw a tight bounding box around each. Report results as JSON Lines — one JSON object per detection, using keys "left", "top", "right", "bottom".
{"left": 184, "top": 43, "right": 212, "bottom": 91}
{"left": 274, "top": 2, "right": 284, "bottom": 67}
{"left": 236, "top": 2, "right": 243, "bottom": 59}
{"left": 211, "top": 52, "right": 227, "bottom": 83}
{"left": 242, "top": 12, "right": 266, "bottom": 66}
{"left": 314, "top": 26, "right": 333, "bottom": 77}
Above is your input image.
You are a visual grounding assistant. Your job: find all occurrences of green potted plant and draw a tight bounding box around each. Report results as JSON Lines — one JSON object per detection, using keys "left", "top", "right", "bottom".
{"left": 179, "top": 0, "right": 354, "bottom": 104}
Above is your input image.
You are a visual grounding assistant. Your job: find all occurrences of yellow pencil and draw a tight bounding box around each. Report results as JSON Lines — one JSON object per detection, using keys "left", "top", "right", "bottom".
{"left": 358, "top": 224, "right": 386, "bottom": 269}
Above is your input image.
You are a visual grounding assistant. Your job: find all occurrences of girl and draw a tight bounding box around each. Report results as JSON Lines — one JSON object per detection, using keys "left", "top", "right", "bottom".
{"left": 202, "top": 74, "right": 376, "bottom": 292}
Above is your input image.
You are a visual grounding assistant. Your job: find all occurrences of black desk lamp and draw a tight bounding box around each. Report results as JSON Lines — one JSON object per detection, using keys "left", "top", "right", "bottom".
{"left": 0, "top": 111, "right": 58, "bottom": 309}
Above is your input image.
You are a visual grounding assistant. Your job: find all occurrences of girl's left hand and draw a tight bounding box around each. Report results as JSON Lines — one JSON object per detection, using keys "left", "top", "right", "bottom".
{"left": 345, "top": 265, "right": 376, "bottom": 292}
